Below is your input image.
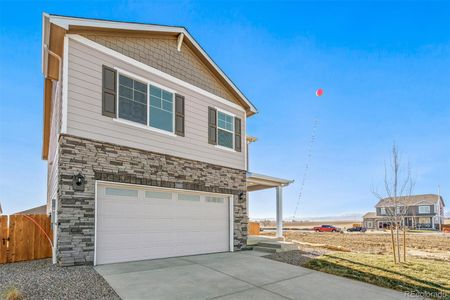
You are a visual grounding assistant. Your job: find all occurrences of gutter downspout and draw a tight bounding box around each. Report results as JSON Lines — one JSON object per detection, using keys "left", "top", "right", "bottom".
{"left": 44, "top": 46, "right": 62, "bottom": 82}
{"left": 43, "top": 45, "right": 62, "bottom": 265}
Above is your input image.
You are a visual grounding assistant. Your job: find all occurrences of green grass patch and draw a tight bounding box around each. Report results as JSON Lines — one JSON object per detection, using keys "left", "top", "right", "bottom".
{"left": 305, "top": 252, "right": 450, "bottom": 299}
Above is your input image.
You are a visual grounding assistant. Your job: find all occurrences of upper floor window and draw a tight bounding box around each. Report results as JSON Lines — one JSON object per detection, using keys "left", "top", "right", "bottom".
{"left": 119, "top": 75, "right": 147, "bottom": 125}
{"left": 217, "top": 111, "right": 234, "bottom": 149}
{"left": 118, "top": 74, "right": 174, "bottom": 133}
{"left": 150, "top": 86, "right": 174, "bottom": 132}
{"left": 418, "top": 205, "right": 430, "bottom": 214}
{"left": 380, "top": 207, "right": 386, "bottom": 215}
{"left": 396, "top": 206, "right": 405, "bottom": 214}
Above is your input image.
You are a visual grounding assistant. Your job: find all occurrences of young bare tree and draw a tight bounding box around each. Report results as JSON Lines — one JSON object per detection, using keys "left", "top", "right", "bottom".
{"left": 373, "top": 143, "right": 415, "bottom": 264}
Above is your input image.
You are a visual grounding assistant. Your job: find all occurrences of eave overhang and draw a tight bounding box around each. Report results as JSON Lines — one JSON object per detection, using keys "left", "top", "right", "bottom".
{"left": 45, "top": 14, "right": 257, "bottom": 115}
{"left": 247, "top": 172, "right": 294, "bottom": 192}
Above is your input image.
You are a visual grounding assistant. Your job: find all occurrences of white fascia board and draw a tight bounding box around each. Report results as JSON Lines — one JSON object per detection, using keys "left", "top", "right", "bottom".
{"left": 49, "top": 15, "right": 184, "bottom": 33}
{"left": 42, "top": 13, "right": 50, "bottom": 75}
{"left": 247, "top": 172, "right": 294, "bottom": 187}
{"left": 48, "top": 15, "right": 257, "bottom": 115}
{"left": 67, "top": 34, "right": 247, "bottom": 113}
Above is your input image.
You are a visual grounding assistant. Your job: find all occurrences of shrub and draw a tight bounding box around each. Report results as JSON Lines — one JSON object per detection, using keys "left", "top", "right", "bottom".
{"left": 1, "top": 287, "right": 24, "bottom": 300}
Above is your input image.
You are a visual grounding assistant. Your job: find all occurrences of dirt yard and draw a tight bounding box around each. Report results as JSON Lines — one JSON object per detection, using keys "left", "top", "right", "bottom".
{"left": 258, "top": 220, "right": 360, "bottom": 230}
{"left": 262, "top": 231, "right": 450, "bottom": 261}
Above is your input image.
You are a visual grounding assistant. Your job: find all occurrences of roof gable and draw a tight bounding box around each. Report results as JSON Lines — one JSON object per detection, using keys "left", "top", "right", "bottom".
{"left": 80, "top": 33, "right": 242, "bottom": 106}
{"left": 375, "top": 194, "right": 444, "bottom": 207}
{"left": 43, "top": 13, "right": 257, "bottom": 115}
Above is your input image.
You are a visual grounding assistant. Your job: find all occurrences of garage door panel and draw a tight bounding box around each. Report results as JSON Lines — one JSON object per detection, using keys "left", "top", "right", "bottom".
{"left": 99, "top": 218, "right": 176, "bottom": 234}
{"left": 99, "top": 232, "right": 178, "bottom": 250}
{"left": 100, "top": 247, "right": 179, "bottom": 264}
{"left": 98, "top": 200, "right": 140, "bottom": 215}
{"left": 173, "top": 207, "right": 210, "bottom": 218}
{"left": 96, "top": 184, "right": 230, "bottom": 265}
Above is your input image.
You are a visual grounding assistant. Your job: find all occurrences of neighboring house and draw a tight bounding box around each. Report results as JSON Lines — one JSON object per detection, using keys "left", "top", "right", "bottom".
{"left": 14, "top": 205, "right": 47, "bottom": 215}
{"left": 41, "top": 14, "right": 292, "bottom": 266}
{"left": 363, "top": 194, "right": 445, "bottom": 230}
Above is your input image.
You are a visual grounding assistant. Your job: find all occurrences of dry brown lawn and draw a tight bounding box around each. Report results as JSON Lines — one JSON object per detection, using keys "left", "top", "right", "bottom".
{"left": 261, "top": 231, "right": 450, "bottom": 260}
{"left": 260, "top": 220, "right": 450, "bottom": 298}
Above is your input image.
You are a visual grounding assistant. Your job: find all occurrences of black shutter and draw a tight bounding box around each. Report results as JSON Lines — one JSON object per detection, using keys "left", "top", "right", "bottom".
{"left": 175, "top": 94, "right": 185, "bottom": 136}
{"left": 234, "top": 117, "right": 242, "bottom": 152}
{"left": 208, "top": 107, "right": 217, "bottom": 145}
{"left": 102, "top": 65, "right": 117, "bottom": 118}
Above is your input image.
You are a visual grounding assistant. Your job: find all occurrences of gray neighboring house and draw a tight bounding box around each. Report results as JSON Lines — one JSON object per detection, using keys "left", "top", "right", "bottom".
{"left": 41, "top": 14, "right": 292, "bottom": 266}
{"left": 15, "top": 204, "right": 47, "bottom": 215}
{"left": 363, "top": 194, "right": 445, "bottom": 230}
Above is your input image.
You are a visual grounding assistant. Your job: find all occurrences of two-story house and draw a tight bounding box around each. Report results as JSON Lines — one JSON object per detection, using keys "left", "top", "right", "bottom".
{"left": 363, "top": 194, "right": 445, "bottom": 230}
{"left": 41, "top": 14, "right": 292, "bottom": 266}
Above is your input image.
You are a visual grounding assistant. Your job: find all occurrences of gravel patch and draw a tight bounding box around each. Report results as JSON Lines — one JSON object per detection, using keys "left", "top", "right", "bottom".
{"left": 0, "top": 259, "right": 120, "bottom": 300}
{"left": 264, "top": 249, "right": 329, "bottom": 267}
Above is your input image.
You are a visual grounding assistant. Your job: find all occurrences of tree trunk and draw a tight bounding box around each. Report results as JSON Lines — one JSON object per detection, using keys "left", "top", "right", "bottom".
{"left": 403, "top": 223, "right": 407, "bottom": 262}
{"left": 396, "top": 223, "right": 401, "bottom": 263}
{"left": 390, "top": 225, "right": 397, "bottom": 263}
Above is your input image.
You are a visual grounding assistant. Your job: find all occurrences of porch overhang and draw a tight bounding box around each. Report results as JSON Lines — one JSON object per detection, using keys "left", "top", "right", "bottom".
{"left": 246, "top": 172, "right": 294, "bottom": 192}
{"left": 246, "top": 172, "right": 294, "bottom": 238}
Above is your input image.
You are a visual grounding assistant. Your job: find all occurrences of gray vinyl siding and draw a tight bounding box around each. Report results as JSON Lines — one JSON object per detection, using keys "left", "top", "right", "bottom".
{"left": 66, "top": 38, "right": 246, "bottom": 170}
{"left": 376, "top": 205, "right": 436, "bottom": 217}
{"left": 47, "top": 80, "right": 62, "bottom": 214}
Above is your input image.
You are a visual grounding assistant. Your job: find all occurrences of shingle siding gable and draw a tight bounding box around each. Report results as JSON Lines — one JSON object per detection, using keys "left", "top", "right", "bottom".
{"left": 81, "top": 34, "right": 241, "bottom": 106}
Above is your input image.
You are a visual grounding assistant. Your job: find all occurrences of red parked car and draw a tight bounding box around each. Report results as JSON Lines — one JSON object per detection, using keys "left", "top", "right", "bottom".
{"left": 313, "top": 225, "right": 339, "bottom": 232}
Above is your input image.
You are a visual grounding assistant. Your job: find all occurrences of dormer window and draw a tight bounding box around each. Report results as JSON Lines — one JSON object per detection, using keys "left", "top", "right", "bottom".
{"left": 380, "top": 207, "right": 386, "bottom": 215}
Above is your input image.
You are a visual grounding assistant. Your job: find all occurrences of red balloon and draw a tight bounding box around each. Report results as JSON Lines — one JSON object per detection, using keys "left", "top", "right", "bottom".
{"left": 316, "top": 88, "right": 324, "bottom": 96}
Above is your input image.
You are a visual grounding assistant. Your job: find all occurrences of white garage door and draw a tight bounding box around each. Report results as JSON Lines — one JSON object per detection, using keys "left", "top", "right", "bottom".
{"left": 95, "top": 183, "right": 231, "bottom": 265}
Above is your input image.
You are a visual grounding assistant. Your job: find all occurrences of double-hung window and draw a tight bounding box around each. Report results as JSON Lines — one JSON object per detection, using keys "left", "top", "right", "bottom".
{"left": 117, "top": 73, "right": 174, "bottom": 133}
{"left": 217, "top": 111, "right": 234, "bottom": 149}
{"left": 149, "top": 86, "right": 174, "bottom": 132}
{"left": 418, "top": 205, "right": 430, "bottom": 214}
{"left": 118, "top": 75, "right": 147, "bottom": 125}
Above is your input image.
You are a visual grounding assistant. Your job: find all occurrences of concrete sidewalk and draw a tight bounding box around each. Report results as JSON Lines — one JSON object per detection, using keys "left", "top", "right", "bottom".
{"left": 95, "top": 251, "right": 409, "bottom": 300}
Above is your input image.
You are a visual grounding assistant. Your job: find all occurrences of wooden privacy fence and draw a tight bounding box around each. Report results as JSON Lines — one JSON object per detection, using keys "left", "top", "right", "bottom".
{"left": 0, "top": 214, "right": 52, "bottom": 264}
{"left": 248, "top": 222, "right": 261, "bottom": 235}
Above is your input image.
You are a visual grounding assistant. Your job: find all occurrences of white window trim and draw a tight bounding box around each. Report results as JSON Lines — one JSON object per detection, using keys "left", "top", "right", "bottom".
{"left": 113, "top": 118, "right": 177, "bottom": 137}
{"left": 115, "top": 68, "right": 176, "bottom": 136}
{"left": 380, "top": 207, "right": 386, "bottom": 215}
{"left": 216, "top": 107, "right": 236, "bottom": 151}
{"left": 418, "top": 205, "right": 430, "bottom": 214}
{"left": 215, "top": 144, "right": 236, "bottom": 152}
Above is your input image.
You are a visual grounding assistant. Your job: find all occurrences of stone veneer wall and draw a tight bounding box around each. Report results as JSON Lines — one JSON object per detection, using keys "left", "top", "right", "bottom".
{"left": 57, "top": 134, "right": 247, "bottom": 266}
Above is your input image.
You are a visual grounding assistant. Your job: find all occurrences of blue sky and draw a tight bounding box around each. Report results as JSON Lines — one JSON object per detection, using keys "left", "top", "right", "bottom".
{"left": 0, "top": 1, "right": 449, "bottom": 218}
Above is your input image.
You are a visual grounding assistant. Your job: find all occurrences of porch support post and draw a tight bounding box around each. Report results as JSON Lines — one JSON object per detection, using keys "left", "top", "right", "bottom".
{"left": 276, "top": 186, "right": 283, "bottom": 238}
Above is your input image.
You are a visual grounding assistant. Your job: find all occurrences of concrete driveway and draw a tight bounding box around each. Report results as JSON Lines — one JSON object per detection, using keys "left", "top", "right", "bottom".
{"left": 95, "top": 251, "right": 408, "bottom": 300}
